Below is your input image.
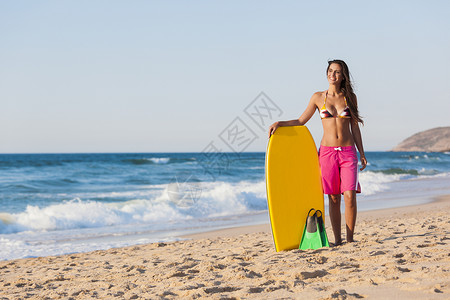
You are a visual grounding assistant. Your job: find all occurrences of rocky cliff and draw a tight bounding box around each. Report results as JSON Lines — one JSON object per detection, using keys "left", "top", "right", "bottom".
{"left": 392, "top": 127, "right": 450, "bottom": 152}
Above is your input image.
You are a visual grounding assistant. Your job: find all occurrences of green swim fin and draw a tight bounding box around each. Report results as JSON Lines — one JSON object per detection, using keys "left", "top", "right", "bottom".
{"left": 299, "top": 209, "right": 329, "bottom": 250}
{"left": 316, "top": 210, "right": 329, "bottom": 247}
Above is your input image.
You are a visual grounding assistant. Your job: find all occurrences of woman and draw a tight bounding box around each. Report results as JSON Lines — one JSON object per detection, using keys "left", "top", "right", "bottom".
{"left": 268, "top": 59, "right": 367, "bottom": 245}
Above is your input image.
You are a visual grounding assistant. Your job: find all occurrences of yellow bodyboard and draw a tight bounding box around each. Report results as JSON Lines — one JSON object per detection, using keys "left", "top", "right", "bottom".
{"left": 265, "top": 126, "right": 324, "bottom": 251}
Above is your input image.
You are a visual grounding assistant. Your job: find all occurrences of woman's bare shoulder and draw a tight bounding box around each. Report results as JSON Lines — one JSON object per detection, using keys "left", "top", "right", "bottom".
{"left": 310, "top": 91, "right": 326, "bottom": 104}
{"left": 312, "top": 90, "right": 326, "bottom": 97}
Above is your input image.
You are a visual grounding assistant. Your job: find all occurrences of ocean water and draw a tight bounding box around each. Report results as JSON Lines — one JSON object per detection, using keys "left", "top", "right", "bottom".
{"left": 1, "top": 151, "right": 449, "bottom": 260}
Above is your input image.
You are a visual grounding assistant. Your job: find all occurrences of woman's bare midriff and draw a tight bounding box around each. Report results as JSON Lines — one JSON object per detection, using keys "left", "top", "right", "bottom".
{"left": 320, "top": 118, "right": 354, "bottom": 147}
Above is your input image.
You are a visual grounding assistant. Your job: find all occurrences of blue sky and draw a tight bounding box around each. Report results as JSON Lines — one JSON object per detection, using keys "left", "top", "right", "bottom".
{"left": 1, "top": 1, "right": 449, "bottom": 153}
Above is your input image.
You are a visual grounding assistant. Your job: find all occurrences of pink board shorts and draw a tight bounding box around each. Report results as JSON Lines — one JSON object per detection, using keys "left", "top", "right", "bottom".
{"left": 318, "top": 145, "right": 361, "bottom": 195}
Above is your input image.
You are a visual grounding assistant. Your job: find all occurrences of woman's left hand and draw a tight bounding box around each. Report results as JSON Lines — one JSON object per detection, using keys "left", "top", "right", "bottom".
{"left": 360, "top": 156, "right": 367, "bottom": 171}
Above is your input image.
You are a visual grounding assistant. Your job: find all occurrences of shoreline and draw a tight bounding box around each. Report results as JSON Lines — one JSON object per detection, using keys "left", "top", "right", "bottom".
{"left": 1, "top": 150, "right": 449, "bottom": 262}
{"left": 0, "top": 194, "right": 440, "bottom": 262}
{"left": 181, "top": 194, "right": 447, "bottom": 241}
{"left": 1, "top": 194, "right": 449, "bottom": 299}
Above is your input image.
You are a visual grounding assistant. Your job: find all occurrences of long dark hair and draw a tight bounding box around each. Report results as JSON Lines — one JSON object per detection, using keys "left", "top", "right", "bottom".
{"left": 327, "top": 60, "right": 363, "bottom": 125}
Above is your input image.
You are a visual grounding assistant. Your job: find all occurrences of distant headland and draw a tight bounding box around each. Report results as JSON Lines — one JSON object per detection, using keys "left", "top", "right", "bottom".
{"left": 392, "top": 127, "right": 450, "bottom": 152}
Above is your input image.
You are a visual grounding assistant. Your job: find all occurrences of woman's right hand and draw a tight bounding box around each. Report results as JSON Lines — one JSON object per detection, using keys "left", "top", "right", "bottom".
{"left": 268, "top": 122, "right": 280, "bottom": 138}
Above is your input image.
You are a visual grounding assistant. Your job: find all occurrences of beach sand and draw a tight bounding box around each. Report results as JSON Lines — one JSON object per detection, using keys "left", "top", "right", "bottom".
{"left": 1, "top": 196, "right": 449, "bottom": 299}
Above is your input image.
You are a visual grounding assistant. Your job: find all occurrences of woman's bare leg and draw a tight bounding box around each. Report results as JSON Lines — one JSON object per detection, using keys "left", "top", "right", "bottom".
{"left": 343, "top": 190, "right": 357, "bottom": 242}
{"left": 328, "top": 194, "right": 342, "bottom": 245}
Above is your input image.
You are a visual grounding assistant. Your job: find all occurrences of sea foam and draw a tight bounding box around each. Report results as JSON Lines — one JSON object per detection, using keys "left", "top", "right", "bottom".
{"left": 0, "top": 180, "right": 267, "bottom": 234}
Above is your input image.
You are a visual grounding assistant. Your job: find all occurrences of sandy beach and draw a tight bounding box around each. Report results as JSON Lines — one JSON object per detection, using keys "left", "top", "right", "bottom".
{"left": 1, "top": 196, "right": 449, "bottom": 299}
